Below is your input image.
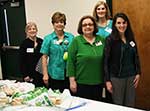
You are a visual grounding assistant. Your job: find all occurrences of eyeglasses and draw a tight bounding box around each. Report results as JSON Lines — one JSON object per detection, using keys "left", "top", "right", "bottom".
{"left": 82, "top": 23, "right": 94, "bottom": 27}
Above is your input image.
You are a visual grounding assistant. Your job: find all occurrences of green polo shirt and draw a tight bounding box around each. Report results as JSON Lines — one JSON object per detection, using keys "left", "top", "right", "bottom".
{"left": 67, "top": 35, "right": 105, "bottom": 85}
{"left": 40, "top": 31, "right": 74, "bottom": 80}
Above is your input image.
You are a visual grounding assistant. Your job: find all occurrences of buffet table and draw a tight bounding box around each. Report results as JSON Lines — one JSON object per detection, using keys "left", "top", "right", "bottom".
{"left": 64, "top": 97, "right": 145, "bottom": 111}
{"left": 0, "top": 80, "right": 145, "bottom": 111}
{"left": 1, "top": 96, "right": 145, "bottom": 111}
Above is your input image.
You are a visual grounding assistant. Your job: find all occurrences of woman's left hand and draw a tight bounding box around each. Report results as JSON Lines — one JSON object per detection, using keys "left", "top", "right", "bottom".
{"left": 134, "top": 74, "right": 140, "bottom": 88}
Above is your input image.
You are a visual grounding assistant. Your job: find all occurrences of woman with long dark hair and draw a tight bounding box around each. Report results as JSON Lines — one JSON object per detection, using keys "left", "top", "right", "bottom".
{"left": 104, "top": 13, "right": 141, "bottom": 107}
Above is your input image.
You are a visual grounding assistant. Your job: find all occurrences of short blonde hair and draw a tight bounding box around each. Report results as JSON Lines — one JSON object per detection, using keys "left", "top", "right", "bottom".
{"left": 25, "top": 22, "right": 38, "bottom": 33}
{"left": 93, "top": 1, "right": 111, "bottom": 22}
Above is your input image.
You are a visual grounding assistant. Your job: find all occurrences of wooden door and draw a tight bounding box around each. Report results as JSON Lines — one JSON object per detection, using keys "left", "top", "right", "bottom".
{"left": 112, "top": 0, "right": 150, "bottom": 110}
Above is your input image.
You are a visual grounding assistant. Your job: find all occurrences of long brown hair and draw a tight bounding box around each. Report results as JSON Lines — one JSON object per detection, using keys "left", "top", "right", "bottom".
{"left": 111, "top": 12, "right": 135, "bottom": 41}
{"left": 93, "top": 1, "right": 111, "bottom": 22}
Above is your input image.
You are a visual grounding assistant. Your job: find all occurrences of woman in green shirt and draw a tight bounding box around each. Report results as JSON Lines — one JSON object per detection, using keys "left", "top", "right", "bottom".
{"left": 67, "top": 15, "right": 105, "bottom": 101}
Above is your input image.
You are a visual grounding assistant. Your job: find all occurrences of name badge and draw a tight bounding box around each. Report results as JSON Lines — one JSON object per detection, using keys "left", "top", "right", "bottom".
{"left": 105, "top": 27, "right": 112, "bottom": 33}
{"left": 95, "top": 41, "right": 102, "bottom": 46}
{"left": 26, "top": 48, "right": 34, "bottom": 53}
{"left": 130, "top": 41, "right": 135, "bottom": 47}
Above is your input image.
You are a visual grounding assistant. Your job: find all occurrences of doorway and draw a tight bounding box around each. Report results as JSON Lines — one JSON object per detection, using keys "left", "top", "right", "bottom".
{"left": 0, "top": 0, "right": 26, "bottom": 80}
{"left": 112, "top": 0, "right": 150, "bottom": 110}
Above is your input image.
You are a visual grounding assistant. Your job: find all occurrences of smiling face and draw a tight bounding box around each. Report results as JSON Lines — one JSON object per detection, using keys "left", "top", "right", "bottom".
{"left": 115, "top": 17, "right": 127, "bottom": 34}
{"left": 82, "top": 18, "right": 94, "bottom": 36}
{"left": 96, "top": 4, "right": 107, "bottom": 18}
{"left": 53, "top": 20, "right": 65, "bottom": 32}
{"left": 51, "top": 12, "right": 66, "bottom": 32}
{"left": 26, "top": 24, "right": 37, "bottom": 38}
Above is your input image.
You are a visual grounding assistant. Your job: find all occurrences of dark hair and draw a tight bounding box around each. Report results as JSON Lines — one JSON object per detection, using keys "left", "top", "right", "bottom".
{"left": 77, "top": 15, "right": 98, "bottom": 36}
{"left": 111, "top": 12, "right": 135, "bottom": 41}
{"left": 51, "top": 12, "right": 66, "bottom": 25}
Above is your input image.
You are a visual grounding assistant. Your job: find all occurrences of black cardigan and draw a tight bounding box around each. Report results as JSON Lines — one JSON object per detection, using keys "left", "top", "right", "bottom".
{"left": 104, "top": 36, "right": 141, "bottom": 81}
{"left": 19, "top": 37, "right": 43, "bottom": 78}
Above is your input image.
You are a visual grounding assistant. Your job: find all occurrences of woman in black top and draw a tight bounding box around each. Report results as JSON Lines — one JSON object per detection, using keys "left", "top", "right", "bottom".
{"left": 104, "top": 13, "right": 141, "bottom": 107}
{"left": 19, "top": 22, "right": 44, "bottom": 87}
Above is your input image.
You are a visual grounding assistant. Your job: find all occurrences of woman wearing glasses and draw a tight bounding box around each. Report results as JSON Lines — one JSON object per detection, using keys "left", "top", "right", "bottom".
{"left": 67, "top": 15, "right": 105, "bottom": 101}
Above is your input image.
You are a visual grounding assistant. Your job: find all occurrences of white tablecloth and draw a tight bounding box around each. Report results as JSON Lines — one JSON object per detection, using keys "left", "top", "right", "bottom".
{"left": 2, "top": 96, "right": 144, "bottom": 111}
{"left": 61, "top": 96, "right": 145, "bottom": 111}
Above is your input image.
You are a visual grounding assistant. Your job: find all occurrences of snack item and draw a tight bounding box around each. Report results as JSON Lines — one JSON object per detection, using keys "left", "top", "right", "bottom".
{"left": 11, "top": 97, "right": 23, "bottom": 105}
{"left": 1, "top": 85, "right": 16, "bottom": 96}
{"left": 49, "top": 96, "right": 61, "bottom": 105}
{"left": 48, "top": 89, "right": 62, "bottom": 105}
{"left": 0, "top": 97, "right": 9, "bottom": 105}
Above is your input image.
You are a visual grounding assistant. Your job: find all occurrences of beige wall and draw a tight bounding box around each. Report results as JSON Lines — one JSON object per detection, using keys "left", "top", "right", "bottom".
{"left": 0, "top": 0, "right": 107, "bottom": 80}
{"left": 25, "top": 0, "right": 106, "bottom": 37}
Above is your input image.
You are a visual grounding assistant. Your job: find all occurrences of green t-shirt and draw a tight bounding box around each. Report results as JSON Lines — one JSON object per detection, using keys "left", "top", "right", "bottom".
{"left": 67, "top": 35, "right": 105, "bottom": 85}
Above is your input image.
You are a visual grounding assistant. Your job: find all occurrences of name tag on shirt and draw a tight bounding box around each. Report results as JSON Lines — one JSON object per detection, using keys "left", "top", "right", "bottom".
{"left": 105, "top": 27, "right": 112, "bottom": 33}
{"left": 95, "top": 41, "right": 102, "bottom": 46}
{"left": 26, "top": 48, "right": 34, "bottom": 53}
{"left": 130, "top": 41, "right": 135, "bottom": 47}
